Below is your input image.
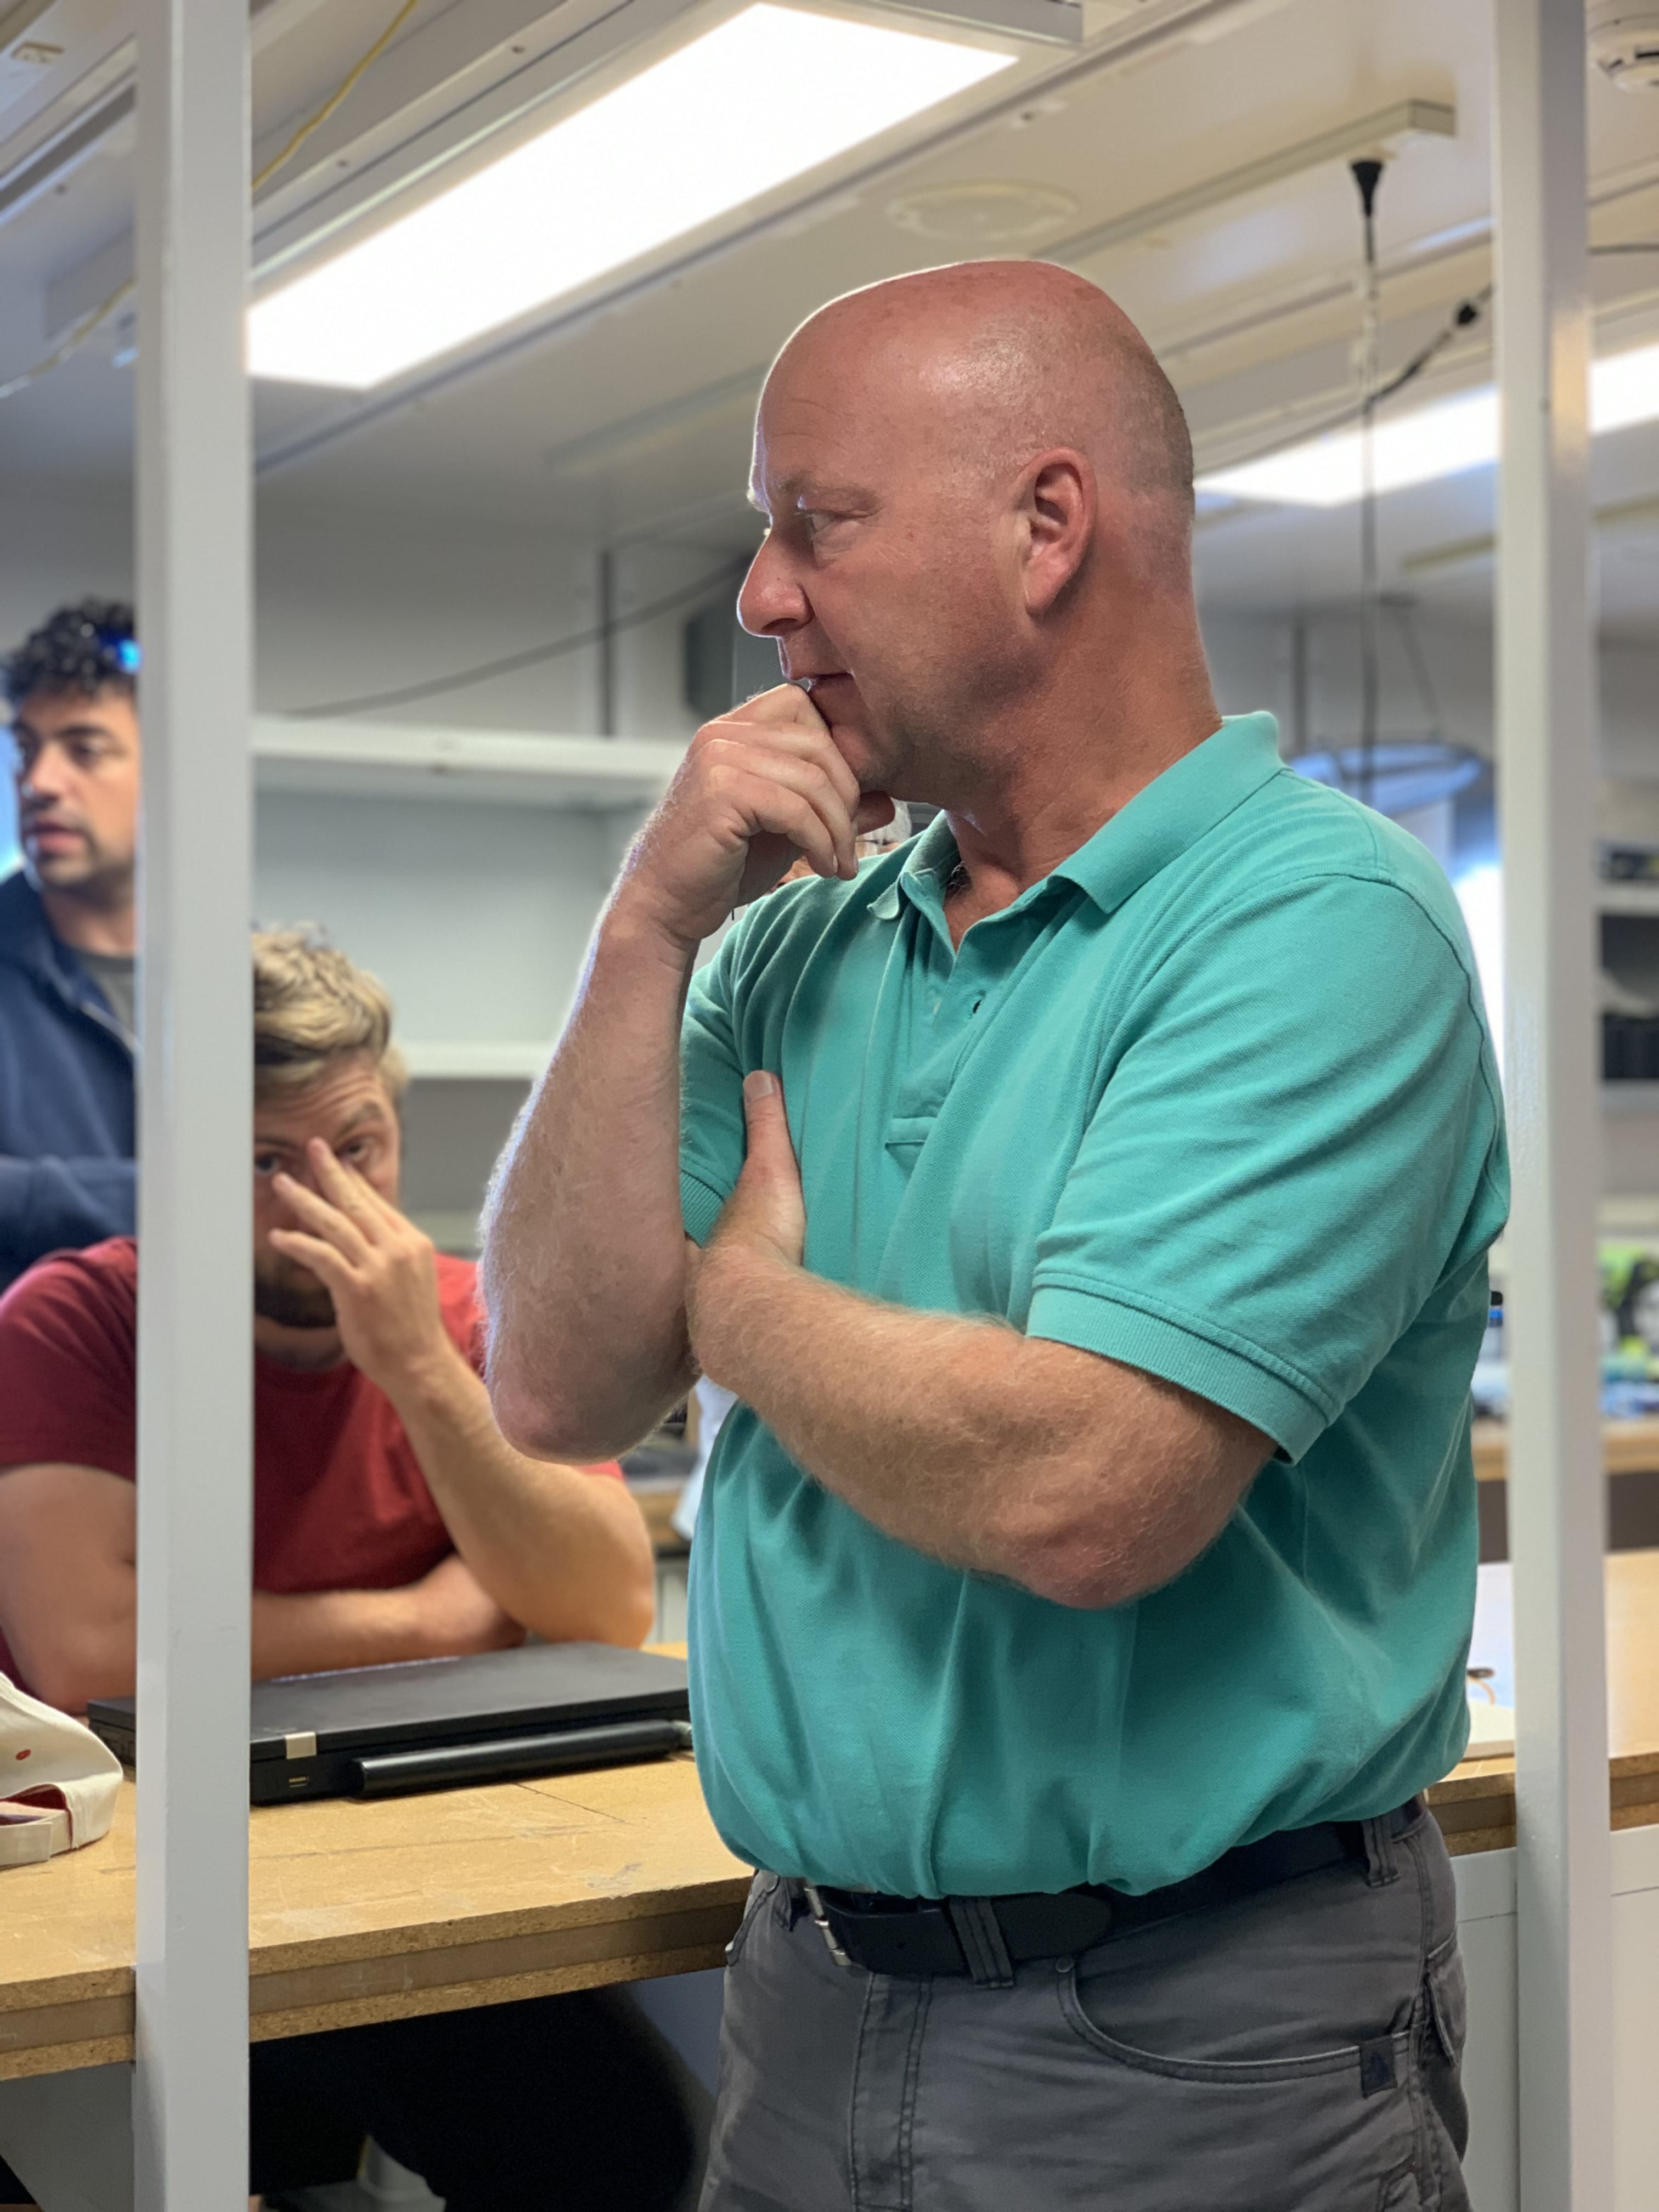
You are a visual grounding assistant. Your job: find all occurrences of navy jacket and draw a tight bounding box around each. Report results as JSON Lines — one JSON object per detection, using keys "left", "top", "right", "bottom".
{"left": 0, "top": 870, "right": 135, "bottom": 1291}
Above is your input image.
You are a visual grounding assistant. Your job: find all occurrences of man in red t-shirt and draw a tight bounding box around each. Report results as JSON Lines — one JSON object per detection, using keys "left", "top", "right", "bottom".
{"left": 0, "top": 935, "right": 655, "bottom": 1706}
{"left": 0, "top": 930, "right": 687, "bottom": 2212}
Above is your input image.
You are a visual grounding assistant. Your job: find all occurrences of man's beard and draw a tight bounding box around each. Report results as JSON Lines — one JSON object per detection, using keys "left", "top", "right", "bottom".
{"left": 253, "top": 1258, "right": 337, "bottom": 1330}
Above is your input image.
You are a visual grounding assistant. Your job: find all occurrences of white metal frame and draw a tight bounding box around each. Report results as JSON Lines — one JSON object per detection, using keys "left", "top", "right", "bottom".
{"left": 0, "top": 4, "right": 1605, "bottom": 2208}
{"left": 1493, "top": 0, "right": 1614, "bottom": 2204}
{"left": 132, "top": 1, "right": 253, "bottom": 2206}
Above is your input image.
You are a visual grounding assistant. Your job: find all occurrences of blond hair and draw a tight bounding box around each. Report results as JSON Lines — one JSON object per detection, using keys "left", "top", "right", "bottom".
{"left": 252, "top": 928, "right": 408, "bottom": 1104}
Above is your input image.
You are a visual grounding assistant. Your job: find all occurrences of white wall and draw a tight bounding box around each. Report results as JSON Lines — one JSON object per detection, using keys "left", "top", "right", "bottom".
{"left": 254, "top": 791, "right": 625, "bottom": 1059}
{"left": 0, "top": 478, "right": 712, "bottom": 1234}
{"left": 0, "top": 476, "right": 721, "bottom": 741}
{"left": 1454, "top": 1824, "right": 1659, "bottom": 2212}
{"left": 1201, "top": 602, "right": 1659, "bottom": 786}
{"left": 1201, "top": 605, "right": 1505, "bottom": 765}
{"left": 8, "top": 478, "right": 1659, "bottom": 1210}
{"left": 0, "top": 476, "right": 723, "bottom": 862}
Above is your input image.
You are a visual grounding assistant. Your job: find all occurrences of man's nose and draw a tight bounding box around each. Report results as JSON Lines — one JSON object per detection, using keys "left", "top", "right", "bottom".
{"left": 737, "top": 539, "right": 810, "bottom": 638}
{"left": 19, "top": 749, "right": 70, "bottom": 802}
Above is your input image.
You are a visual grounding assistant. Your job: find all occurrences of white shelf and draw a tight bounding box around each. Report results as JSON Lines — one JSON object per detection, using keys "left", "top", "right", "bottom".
{"left": 403, "top": 1042, "right": 550, "bottom": 1080}
{"left": 1603, "top": 1082, "right": 1659, "bottom": 1115}
{"left": 1598, "top": 881, "right": 1659, "bottom": 917}
{"left": 253, "top": 716, "right": 684, "bottom": 812}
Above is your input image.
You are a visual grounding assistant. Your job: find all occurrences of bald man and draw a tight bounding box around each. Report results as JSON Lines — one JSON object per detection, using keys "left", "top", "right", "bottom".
{"left": 484, "top": 263, "right": 1504, "bottom": 2211}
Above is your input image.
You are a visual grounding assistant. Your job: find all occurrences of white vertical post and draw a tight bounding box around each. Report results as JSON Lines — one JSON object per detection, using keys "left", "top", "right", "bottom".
{"left": 132, "top": 0, "right": 253, "bottom": 2207}
{"left": 1493, "top": 2, "right": 1612, "bottom": 2207}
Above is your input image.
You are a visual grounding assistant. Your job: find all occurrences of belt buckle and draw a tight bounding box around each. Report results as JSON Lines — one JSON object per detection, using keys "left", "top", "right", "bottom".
{"left": 803, "top": 1883, "right": 855, "bottom": 1969}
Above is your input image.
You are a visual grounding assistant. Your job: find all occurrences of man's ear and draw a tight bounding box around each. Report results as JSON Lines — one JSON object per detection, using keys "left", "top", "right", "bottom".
{"left": 1018, "top": 449, "right": 1095, "bottom": 617}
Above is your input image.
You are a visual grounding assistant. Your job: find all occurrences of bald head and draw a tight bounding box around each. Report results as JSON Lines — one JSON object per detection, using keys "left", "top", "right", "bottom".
{"left": 772, "top": 261, "right": 1193, "bottom": 521}
{"left": 738, "top": 259, "right": 1214, "bottom": 809}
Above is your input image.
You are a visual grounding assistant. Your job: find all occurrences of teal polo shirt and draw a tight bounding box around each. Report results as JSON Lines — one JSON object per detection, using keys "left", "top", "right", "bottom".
{"left": 679, "top": 711, "right": 1508, "bottom": 1899}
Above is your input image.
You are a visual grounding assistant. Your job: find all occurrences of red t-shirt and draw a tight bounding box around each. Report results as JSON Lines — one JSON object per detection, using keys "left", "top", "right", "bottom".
{"left": 0, "top": 1238, "right": 622, "bottom": 1691}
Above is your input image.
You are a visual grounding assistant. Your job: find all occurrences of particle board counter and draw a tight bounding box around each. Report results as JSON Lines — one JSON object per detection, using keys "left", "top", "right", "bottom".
{"left": 8, "top": 1554, "right": 1659, "bottom": 2086}
{"left": 0, "top": 1747, "right": 749, "bottom": 2084}
{"left": 1427, "top": 1547, "right": 1659, "bottom": 1855}
{"left": 1470, "top": 1414, "right": 1659, "bottom": 1481}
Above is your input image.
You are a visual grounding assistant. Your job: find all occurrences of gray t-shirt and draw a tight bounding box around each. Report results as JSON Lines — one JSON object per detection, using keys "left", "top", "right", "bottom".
{"left": 77, "top": 949, "right": 137, "bottom": 1041}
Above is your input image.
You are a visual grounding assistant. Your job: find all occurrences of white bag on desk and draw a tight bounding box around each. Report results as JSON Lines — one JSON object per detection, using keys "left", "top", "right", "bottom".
{"left": 0, "top": 1673, "right": 121, "bottom": 1866}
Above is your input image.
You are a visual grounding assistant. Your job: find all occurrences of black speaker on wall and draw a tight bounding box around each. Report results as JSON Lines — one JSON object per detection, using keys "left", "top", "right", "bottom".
{"left": 684, "top": 602, "right": 785, "bottom": 720}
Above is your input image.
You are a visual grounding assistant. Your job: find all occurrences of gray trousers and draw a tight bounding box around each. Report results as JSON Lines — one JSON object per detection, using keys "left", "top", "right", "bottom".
{"left": 701, "top": 1808, "right": 1470, "bottom": 2211}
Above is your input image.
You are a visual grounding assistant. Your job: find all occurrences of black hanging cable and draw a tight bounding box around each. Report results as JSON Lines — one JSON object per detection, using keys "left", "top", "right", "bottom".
{"left": 1212, "top": 239, "right": 1649, "bottom": 483}
{"left": 1390, "top": 597, "right": 1447, "bottom": 748}
{"left": 1351, "top": 157, "right": 1384, "bottom": 811}
{"left": 1209, "top": 287, "right": 1489, "bottom": 482}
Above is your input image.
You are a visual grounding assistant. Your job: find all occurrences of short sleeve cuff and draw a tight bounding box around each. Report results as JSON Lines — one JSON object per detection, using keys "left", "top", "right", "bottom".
{"left": 1026, "top": 1280, "right": 1330, "bottom": 1462}
{"left": 681, "top": 1171, "right": 729, "bottom": 1247}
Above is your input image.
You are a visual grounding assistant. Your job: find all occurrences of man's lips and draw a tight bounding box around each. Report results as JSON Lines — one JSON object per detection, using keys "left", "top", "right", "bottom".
{"left": 24, "top": 822, "right": 84, "bottom": 851}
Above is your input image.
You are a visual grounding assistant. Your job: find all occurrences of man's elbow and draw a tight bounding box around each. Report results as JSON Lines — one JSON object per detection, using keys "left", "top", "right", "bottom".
{"left": 21, "top": 1633, "right": 132, "bottom": 1717}
{"left": 1014, "top": 1544, "right": 1137, "bottom": 1612}
{"left": 996, "top": 1497, "right": 1194, "bottom": 1612}
{"left": 532, "top": 1561, "right": 657, "bottom": 1650}
{"left": 603, "top": 1576, "right": 659, "bottom": 1650}
{"left": 489, "top": 1369, "right": 611, "bottom": 1464}
{"left": 998, "top": 1429, "right": 1259, "bottom": 1610}
{"left": 589, "top": 1510, "right": 660, "bottom": 1648}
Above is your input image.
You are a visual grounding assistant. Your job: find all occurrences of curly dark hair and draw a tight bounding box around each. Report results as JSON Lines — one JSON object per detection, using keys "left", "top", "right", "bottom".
{"left": 2, "top": 598, "right": 138, "bottom": 709}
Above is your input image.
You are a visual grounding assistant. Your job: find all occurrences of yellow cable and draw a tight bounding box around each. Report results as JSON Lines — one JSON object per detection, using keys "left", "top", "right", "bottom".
{"left": 0, "top": 0, "right": 426, "bottom": 405}
{"left": 251, "top": 0, "right": 423, "bottom": 192}
{"left": 0, "top": 278, "right": 136, "bottom": 404}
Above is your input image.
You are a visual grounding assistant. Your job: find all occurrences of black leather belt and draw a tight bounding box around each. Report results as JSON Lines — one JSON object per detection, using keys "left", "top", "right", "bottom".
{"left": 798, "top": 1799, "right": 1424, "bottom": 1980}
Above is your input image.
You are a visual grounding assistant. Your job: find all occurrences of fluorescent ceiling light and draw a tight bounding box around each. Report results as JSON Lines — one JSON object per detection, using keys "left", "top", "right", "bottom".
{"left": 1198, "top": 339, "right": 1659, "bottom": 508}
{"left": 247, "top": 4, "right": 1013, "bottom": 390}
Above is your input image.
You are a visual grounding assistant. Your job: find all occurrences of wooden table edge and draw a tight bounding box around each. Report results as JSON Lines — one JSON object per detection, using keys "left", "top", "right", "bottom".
{"left": 0, "top": 1892, "right": 751, "bottom": 2081}
{"left": 13, "top": 1746, "right": 1659, "bottom": 2079}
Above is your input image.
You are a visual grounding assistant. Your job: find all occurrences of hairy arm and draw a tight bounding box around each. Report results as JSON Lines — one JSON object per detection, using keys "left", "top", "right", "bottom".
{"left": 0, "top": 1463, "right": 523, "bottom": 1715}
{"left": 690, "top": 1076, "right": 1270, "bottom": 1609}
{"left": 480, "top": 913, "right": 702, "bottom": 1463}
{"left": 371, "top": 1346, "right": 655, "bottom": 1646}
{"left": 481, "top": 685, "right": 890, "bottom": 1462}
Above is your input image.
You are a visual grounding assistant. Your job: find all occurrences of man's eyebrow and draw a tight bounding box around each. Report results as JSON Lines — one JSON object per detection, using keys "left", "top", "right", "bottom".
{"left": 252, "top": 1101, "right": 390, "bottom": 1149}
{"left": 333, "top": 1101, "right": 391, "bottom": 1137}
{"left": 12, "top": 716, "right": 121, "bottom": 742}
{"left": 781, "top": 475, "right": 874, "bottom": 510}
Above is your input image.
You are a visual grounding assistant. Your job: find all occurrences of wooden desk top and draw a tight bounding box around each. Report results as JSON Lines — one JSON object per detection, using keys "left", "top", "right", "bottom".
{"left": 9, "top": 1553, "right": 1659, "bottom": 2084}
{"left": 0, "top": 1750, "right": 749, "bottom": 2085}
{"left": 1427, "top": 1547, "right": 1659, "bottom": 1855}
{"left": 1471, "top": 1414, "right": 1659, "bottom": 1482}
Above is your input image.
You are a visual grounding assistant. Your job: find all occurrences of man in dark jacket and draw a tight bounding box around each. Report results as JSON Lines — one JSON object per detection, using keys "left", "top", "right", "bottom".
{"left": 0, "top": 600, "right": 139, "bottom": 1290}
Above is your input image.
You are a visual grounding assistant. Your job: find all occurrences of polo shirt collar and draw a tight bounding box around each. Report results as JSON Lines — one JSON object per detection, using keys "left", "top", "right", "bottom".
{"left": 872, "top": 713, "right": 1284, "bottom": 928}
{"left": 1049, "top": 712, "right": 1284, "bottom": 917}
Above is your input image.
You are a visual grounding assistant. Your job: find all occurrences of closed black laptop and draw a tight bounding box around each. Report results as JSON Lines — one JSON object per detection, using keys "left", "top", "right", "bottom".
{"left": 87, "top": 1643, "right": 691, "bottom": 1804}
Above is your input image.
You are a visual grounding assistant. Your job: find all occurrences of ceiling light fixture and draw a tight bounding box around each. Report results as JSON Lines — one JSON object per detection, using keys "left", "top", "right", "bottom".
{"left": 1198, "top": 338, "right": 1659, "bottom": 507}
{"left": 247, "top": 3, "right": 1014, "bottom": 390}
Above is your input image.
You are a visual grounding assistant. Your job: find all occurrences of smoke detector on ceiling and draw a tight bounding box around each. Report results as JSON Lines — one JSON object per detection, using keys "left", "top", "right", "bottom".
{"left": 887, "top": 181, "right": 1079, "bottom": 246}
{"left": 1589, "top": 4, "right": 1659, "bottom": 88}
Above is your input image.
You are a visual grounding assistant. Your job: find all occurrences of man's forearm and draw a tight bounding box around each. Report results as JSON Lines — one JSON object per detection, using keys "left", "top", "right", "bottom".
{"left": 698, "top": 1250, "right": 1070, "bottom": 1577}
{"left": 696, "top": 1249, "right": 1261, "bottom": 1609}
{"left": 250, "top": 1583, "right": 454, "bottom": 1681}
{"left": 390, "top": 1344, "right": 656, "bottom": 1647}
{"left": 482, "top": 908, "right": 698, "bottom": 1459}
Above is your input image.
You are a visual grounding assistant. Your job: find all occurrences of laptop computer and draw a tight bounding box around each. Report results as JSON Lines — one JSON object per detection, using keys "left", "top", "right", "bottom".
{"left": 87, "top": 1643, "right": 692, "bottom": 1804}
